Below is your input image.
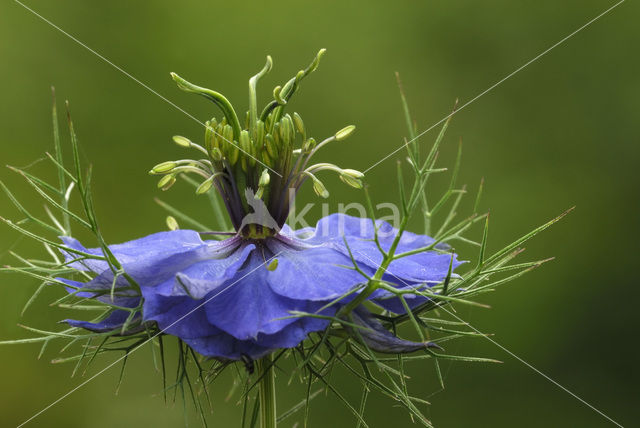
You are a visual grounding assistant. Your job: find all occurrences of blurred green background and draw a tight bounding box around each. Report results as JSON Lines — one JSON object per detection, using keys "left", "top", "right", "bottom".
{"left": 1, "top": 1, "right": 638, "bottom": 426}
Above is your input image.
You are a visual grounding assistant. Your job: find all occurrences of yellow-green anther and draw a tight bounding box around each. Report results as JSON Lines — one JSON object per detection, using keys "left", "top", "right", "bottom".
{"left": 339, "top": 174, "right": 363, "bottom": 189}
{"left": 293, "top": 112, "right": 305, "bottom": 135}
{"left": 150, "top": 161, "right": 177, "bottom": 174}
{"left": 341, "top": 168, "right": 365, "bottom": 179}
{"left": 265, "top": 134, "right": 278, "bottom": 159}
{"left": 244, "top": 111, "right": 250, "bottom": 129}
{"left": 166, "top": 216, "right": 179, "bottom": 231}
{"left": 222, "top": 124, "right": 234, "bottom": 151}
{"left": 172, "top": 135, "right": 192, "bottom": 148}
{"left": 266, "top": 258, "right": 279, "bottom": 271}
{"left": 255, "top": 187, "right": 264, "bottom": 199}
{"left": 302, "top": 137, "right": 316, "bottom": 153}
{"left": 157, "top": 174, "right": 176, "bottom": 190}
{"left": 196, "top": 176, "right": 215, "bottom": 195}
{"left": 240, "top": 130, "right": 251, "bottom": 150}
{"left": 259, "top": 169, "right": 270, "bottom": 187}
{"left": 210, "top": 147, "right": 223, "bottom": 161}
{"left": 261, "top": 151, "right": 272, "bottom": 166}
{"left": 204, "top": 123, "right": 214, "bottom": 152}
{"left": 239, "top": 130, "right": 255, "bottom": 167}
{"left": 229, "top": 146, "right": 240, "bottom": 165}
{"left": 256, "top": 120, "right": 265, "bottom": 146}
{"left": 335, "top": 125, "right": 356, "bottom": 141}
{"left": 273, "top": 122, "right": 281, "bottom": 143}
{"left": 280, "top": 115, "right": 294, "bottom": 147}
{"left": 312, "top": 177, "right": 329, "bottom": 198}
{"left": 286, "top": 114, "right": 296, "bottom": 140}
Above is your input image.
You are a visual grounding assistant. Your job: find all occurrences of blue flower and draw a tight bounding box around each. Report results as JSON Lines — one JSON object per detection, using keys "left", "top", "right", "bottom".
{"left": 55, "top": 53, "right": 462, "bottom": 361}
{"left": 59, "top": 213, "right": 460, "bottom": 360}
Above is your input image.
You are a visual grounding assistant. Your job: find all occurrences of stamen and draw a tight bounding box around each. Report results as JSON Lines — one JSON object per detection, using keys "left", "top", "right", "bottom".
{"left": 155, "top": 50, "right": 361, "bottom": 232}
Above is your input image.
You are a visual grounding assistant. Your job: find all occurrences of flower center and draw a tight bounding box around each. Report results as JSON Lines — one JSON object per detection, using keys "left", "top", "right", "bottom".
{"left": 150, "top": 50, "right": 363, "bottom": 237}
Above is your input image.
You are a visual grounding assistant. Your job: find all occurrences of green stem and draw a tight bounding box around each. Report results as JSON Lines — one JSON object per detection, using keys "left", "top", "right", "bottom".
{"left": 257, "top": 354, "right": 277, "bottom": 428}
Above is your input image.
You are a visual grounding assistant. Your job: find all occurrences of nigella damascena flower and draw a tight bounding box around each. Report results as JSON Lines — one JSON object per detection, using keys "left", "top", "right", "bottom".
{"left": 60, "top": 214, "right": 460, "bottom": 360}
{"left": 58, "top": 51, "right": 461, "bottom": 361}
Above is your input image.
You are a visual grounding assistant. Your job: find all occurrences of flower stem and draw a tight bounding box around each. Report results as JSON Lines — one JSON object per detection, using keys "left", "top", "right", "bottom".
{"left": 257, "top": 354, "right": 277, "bottom": 428}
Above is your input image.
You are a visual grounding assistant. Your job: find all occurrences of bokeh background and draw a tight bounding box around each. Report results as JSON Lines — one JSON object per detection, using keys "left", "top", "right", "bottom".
{"left": 1, "top": 1, "right": 638, "bottom": 426}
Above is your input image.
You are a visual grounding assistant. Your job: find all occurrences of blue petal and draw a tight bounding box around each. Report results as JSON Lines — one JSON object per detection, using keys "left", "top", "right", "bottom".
{"left": 182, "top": 333, "right": 271, "bottom": 361}
{"left": 60, "top": 231, "right": 242, "bottom": 288}
{"left": 141, "top": 249, "right": 329, "bottom": 341}
{"left": 302, "top": 214, "right": 462, "bottom": 281}
{"left": 349, "top": 306, "right": 440, "bottom": 353}
{"left": 370, "top": 281, "right": 430, "bottom": 314}
{"left": 185, "top": 316, "right": 332, "bottom": 361}
{"left": 255, "top": 307, "right": 336, "bottom": 349}
{"left": 142, "top": 292, "right": 216, "bottom": 339}
{"left": 170, "top": 243, "right": 255, "bottom": 298}
{"left": 65, "top": 310, "right": 144, "bottom": 334}
{"left": 143, "top": 291, "right": 273, "bottom": 360}
{"left": 55, "top": 277, "right": 139, "bottom": 308}
{"left": 265, "top": 239, "right": 370, "bottom": 301}
{"left": 143, "top": 278, "right": 332, "bottom": 360}
{"left": 201, "top": 253, "right": 320, "bottom": 339}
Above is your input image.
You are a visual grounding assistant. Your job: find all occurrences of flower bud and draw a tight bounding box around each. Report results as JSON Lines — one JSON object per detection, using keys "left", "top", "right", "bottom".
{"left": 335, "top": 125, "right": 356, "bottom": 141}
